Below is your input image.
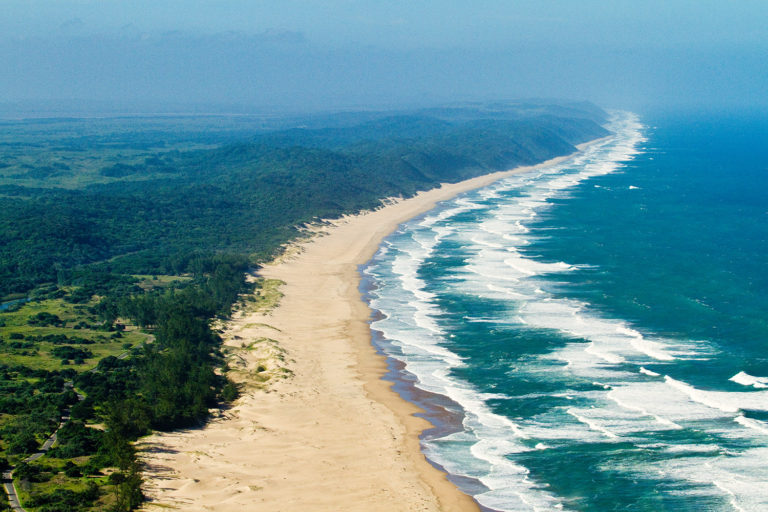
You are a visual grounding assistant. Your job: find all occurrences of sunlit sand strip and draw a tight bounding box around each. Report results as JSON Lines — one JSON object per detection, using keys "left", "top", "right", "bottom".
{"left": 138, "top": 139, "right": 607, "bottom": 512}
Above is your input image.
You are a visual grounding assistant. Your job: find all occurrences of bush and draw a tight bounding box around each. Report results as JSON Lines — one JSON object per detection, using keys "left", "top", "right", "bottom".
{"left": 14, "top": 462, "right": 51, "bottom": 483}
{"left": 28, "top": 312, "right": 64, "bottom": 327}
{"left": 64, "top": 464, "right": 81, "bottom": 478}
{"left": 47, "top": 421, "right": 102, "bottom": 458}
{"left": 81, "top": 459, "right": 104, "bottom": 476}
{"left": 51, "top": 346, "right": 93, "bottom": 361}
{"left": 27, "top": 481, "right": 99, "bottom": 511}
{"left": 70, "top": 399, "right": 95, "bottom": 421}
{"left": 221, "top": 380, "right": 239, "bottom": 402}
{"left": 66, "top": 287, "right": 92, "bottom": 304}
{"left": 7, "top": 432, "right": 39, "bottom": 455}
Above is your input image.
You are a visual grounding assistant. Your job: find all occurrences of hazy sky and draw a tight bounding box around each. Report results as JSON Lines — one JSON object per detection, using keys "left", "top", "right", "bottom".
{"left": 2, "top": 1, "right": 767, "bottom": 113}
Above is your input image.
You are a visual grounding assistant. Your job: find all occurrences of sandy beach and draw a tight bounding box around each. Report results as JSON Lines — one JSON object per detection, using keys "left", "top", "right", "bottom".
{"left": 138, "top": 142, "right": 603, "bottom": 511}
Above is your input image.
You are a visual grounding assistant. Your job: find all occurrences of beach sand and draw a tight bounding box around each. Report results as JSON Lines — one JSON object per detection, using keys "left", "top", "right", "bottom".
{"left": 138, "top": 142, "right": 603, "bottom": 511}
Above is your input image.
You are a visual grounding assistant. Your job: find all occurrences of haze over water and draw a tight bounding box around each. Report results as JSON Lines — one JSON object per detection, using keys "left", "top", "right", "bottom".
{"left": 363, "top": 111, "right": 768, "bottom": 511}
{"left": 3, "top": 1, "right": 768, "bottom": 114}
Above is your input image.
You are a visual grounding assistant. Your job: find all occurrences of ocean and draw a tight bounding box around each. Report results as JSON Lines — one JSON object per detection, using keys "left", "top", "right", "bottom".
{"left": 361, "top": 110, "right": 768, "bottom": 511}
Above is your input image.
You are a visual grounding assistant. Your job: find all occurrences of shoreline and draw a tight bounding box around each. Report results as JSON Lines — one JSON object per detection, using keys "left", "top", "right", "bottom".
{"left": 138, "top": 139, "right": 607, "bottom": 511}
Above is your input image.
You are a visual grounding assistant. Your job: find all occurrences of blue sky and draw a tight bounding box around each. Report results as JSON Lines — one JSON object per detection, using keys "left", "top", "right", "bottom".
{"left": 2, "top": 1, "right": 767, "bottom": 113}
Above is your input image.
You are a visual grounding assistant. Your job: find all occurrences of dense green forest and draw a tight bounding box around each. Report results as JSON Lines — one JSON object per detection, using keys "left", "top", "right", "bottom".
{"left": 0, "top": 101, "right": 608, "bottom": 511}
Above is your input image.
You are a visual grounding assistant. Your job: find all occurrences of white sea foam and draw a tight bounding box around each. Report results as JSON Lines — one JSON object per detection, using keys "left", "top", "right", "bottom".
{"left": 520, "top": 300, "right": 680, "bottom": 366}
{"left": 566, "top": 408, "right": 620, "bottom": 438}
{"left": 712, "top": 481, "right": 748, "bottom": 512}
{"left": 503, "top": 255, "right": 573, "bottom": 276}
{"left": 639, "top": 367, "right": 661, "bottom": 377}
{"left": 647, "top": 447, "right": 768, "bottom": 511}
{"left": 469, "top": 235, "right": 505, "bottom": 249}
{"left": 661, "top": 444, "right": 723, "bottom": 454}
{"left": 363, "top": 111, "right": 768, "bottom": 511}
{"left": 730, "top": 371, "right": 768, "bottom": 389}
{"left": 485, "top": 283, "right": 528, "bottom": 300}
{"left": 664, "top": 376, "right": 768, "bottom": 414}
{"left": 734, "top": 415, "right": 768, "bottom": 435}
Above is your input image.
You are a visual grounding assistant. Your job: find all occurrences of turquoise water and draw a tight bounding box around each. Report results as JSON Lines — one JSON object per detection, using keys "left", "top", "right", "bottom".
{"left": 363, "top": 111, "right": 768, "bottom": 511}
{"left": 0, "top": 298, "right": 28, "bottom": 311}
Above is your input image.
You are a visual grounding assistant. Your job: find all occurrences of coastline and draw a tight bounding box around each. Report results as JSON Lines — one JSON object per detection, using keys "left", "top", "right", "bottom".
{"left": 138, "top": 140, "right": 606, "bottom": 511}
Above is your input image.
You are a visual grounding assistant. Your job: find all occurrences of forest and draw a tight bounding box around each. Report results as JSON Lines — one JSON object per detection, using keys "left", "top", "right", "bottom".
{"left": 0, "top": 101, "right": 608, "bottom": 511}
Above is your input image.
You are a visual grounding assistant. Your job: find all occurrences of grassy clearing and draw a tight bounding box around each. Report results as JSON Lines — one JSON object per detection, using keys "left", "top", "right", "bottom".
{"left": 14, "top": 464, "right": 117, "bottom": 512}
{"left": 1, "top": 298, "right": 79, "bottom": 326}
{"left": 242, "top": 278, "right": 284, "bottom": 313}
{"left": 0, "top": 134, "right": 215, "bottom": 192}
{"left": 133, "top": 274, "right": 193, "bottom": 291}
{"left": 0, "top": 297, "right": 150, "bottom": 372}
{"left": 0, "top": 335, "right": 145, "bottom": 372}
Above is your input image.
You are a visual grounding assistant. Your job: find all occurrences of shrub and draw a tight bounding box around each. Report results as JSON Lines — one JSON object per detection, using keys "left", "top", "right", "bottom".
{"left": 47, "top": 421, "right": 102, "bottom": 458}
{"left": 14, "top": 462, "right": 51, "bottom": 483}
{"left": 221, "top": 380, "right": 239, "bottom": 402}
{"left": 28, "top": 312, "right": 64, "bottom": 327}
{"left": 64, "top": 464, "right": 81, "bottom": 478}
{"left": 70, "top": 398, "right": 95, "bottom": 421}
{"left": 66, "top": 287, "right": 92, "bottom": 304}
{"left": 7, "top": 432, "right": 39, "bottom": 455}
{"left": 51, "top": 346, "right": 93, "bottom": 361}
{"left": 27, "top": 482, "right": 99, "bottom": 512}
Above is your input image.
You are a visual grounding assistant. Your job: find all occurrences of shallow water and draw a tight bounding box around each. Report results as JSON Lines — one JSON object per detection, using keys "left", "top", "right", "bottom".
{"left": 363, "top": 111, "right": 768, "bottom": 511}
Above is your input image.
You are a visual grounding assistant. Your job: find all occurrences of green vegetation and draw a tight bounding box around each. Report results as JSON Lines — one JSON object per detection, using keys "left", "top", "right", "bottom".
{"left": 0, "top": 257, "right": 250, "bottom": 511}
{"left": 244, "top": 278, "right": 284, "bottom": 313}
{"left": 0, "top": 103, "right": 607, "bottom": 296}
{"left": 0, "top": 365, "right": 78, "bottom": 458}
{"left": 0, "top": 295, "right": 148, "bottom": 371}
{"left": 0, "top": 101, "right": 608, "bottom": 510}
{"left": 0, "top": 489, "right": 9, "bottom": 512}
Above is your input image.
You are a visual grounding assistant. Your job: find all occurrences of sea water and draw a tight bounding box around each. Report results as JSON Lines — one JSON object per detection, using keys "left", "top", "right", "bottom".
{"left": 362, "top": 110, "right": 768, "bottom": 511}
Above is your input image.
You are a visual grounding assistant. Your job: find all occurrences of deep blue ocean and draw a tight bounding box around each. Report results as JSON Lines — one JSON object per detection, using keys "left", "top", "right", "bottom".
{"left": 362, "top": 111, "right": 768, "bottom": 511}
